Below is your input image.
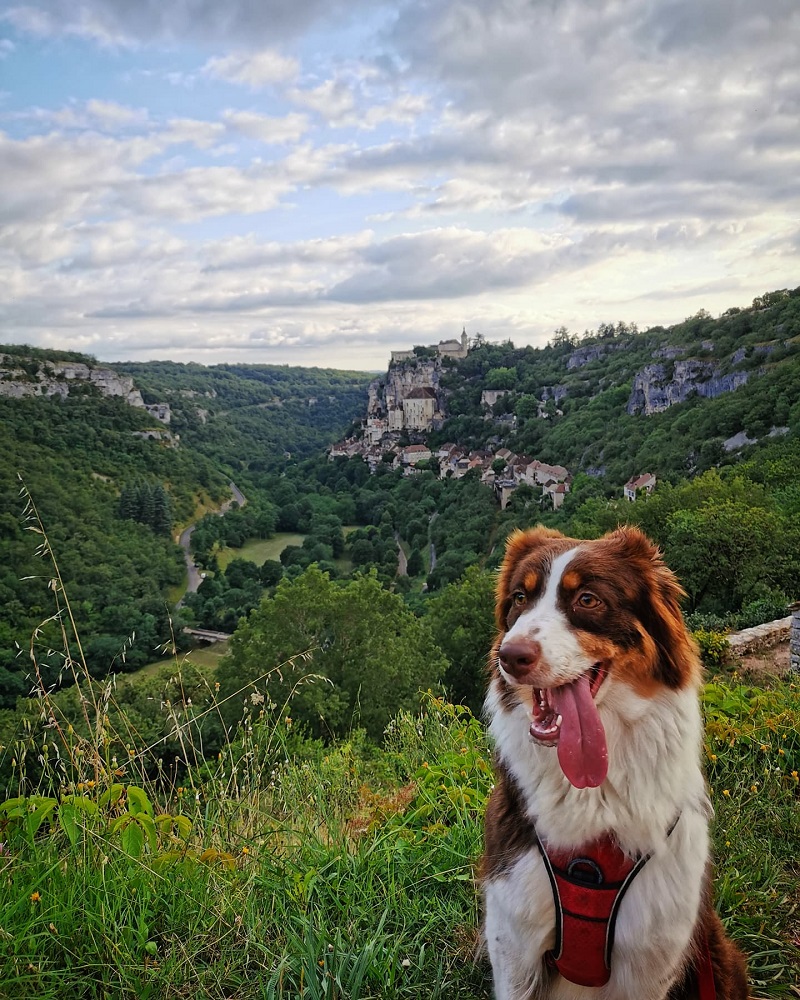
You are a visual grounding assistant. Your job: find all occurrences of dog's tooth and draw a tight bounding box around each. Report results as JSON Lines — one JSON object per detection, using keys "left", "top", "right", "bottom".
{"left": 556, "top": 714, "right": 562, "bottom": 727}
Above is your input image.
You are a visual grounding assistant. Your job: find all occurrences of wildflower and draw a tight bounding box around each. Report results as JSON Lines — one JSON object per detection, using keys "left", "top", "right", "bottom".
{"left": 30, "top": 892, "right": 40, "bottom": 903}
{"left": 760, "top": 745, "right": 769, "bottom": 753}
{"left": 86, "top": 780, "right": 95, "bottom": 789}
{"left": 128, "top": 749, "right": 136, "bottom": 758}
{"left": 250, "top": 692, "right": 265, "bottom": 706}
{"left": 241, "top": 846, "right": 250, "bottom": 855}
{"left": 750, "top": 785, "right": 758, "bottom": 793}
{"left": 792, "top": 771, "right": 799, "bottom": 782}
{"left": 778, "top": 748, "right": 785, "bottom": 756}
{"left": 722, "top": 789, "right": 730, "bottom": 797}
{"left": 214, "top": 682, "right": 220, "bottom": 692}
{"left": 709, "top": 754, "right": 717, "bottom": 761}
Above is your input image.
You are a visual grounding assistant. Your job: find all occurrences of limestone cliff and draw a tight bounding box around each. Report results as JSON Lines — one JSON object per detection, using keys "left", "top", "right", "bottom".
{"left": 627, "top": 360, "right": 751, "bottom": 415}
{"left": 0, "top": 356, "right": 145, "bottom": 407}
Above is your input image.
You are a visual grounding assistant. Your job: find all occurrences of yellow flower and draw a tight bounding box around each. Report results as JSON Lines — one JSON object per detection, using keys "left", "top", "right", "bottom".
{"left": 241, "top": 846, "right": 250, "bottom": 855}
{"left": 750, "top": 785, "right": 758, "bottom": 793}
{"left": 760, "top": 744, "right": 768, "bottom": 753}
{"left": 709, "top": 753, "right": 717, "bottom": 762}
{"left": 778, "top": 748, "right": 785, "bottom": 756}
{"left": 792, "top": 771, "right": 798, "bottom": 782}
{"left": 30, "top": 892, "right": 40, "bottom": 903}
{"left": 722, "top": 789, "right": 730, "bottom": 797}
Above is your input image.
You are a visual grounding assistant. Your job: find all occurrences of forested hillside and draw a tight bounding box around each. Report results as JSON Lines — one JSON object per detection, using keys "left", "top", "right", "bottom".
{"left": 0, "top": 349, "right": 372, "bottom": 707}
{"left": 432, "top": 287, "right": 800, "bottom": 482}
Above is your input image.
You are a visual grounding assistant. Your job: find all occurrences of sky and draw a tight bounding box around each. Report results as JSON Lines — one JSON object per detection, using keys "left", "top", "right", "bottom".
{"left": 1, "top": 0, "right": 799, "bottom": 371}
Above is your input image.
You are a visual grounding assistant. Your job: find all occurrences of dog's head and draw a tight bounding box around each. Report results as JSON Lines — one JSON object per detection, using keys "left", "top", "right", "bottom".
{"left": 491, "top": 525, "right": 700, "bottom": 788}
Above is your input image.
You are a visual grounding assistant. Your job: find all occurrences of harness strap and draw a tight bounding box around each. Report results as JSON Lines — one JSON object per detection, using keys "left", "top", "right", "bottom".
{"left": 535, "top": 830, "right": 648, "bottom": 987}
{"left": 695, "top": 926, "right": 717, "bottom": 1000}
{"left": 534, "top": 816, "right": 681, "bottom": 989}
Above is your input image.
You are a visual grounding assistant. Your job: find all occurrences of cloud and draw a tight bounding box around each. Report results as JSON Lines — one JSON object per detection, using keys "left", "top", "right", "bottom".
{"left": 202, "top": 50, "right": 299, "bottom": 88}
{"left": 2, "top": 0, "right": 800, "bottom": 370}
{"left": 3, "top": 0, "right": 372, "bottom": 46}
{"left": 221, "top": 109, "right": 309, "bottom": 144}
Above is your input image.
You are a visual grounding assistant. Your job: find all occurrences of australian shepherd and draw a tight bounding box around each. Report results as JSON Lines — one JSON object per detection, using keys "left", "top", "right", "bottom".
{"left": 482, "top": 525, "right": 749, "bottom": 999}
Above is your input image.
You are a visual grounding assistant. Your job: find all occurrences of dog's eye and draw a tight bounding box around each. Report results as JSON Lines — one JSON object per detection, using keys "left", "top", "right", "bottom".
{"left": 512, "top": 591, "right": 527, "bottom": 607}
{"left": 576, "top": 592, "right": 601, "bottom": 610}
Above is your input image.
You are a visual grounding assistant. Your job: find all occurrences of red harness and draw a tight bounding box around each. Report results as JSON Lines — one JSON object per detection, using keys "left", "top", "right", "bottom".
{"left": 535, "top": 825, "right": 717, "bottom": 996}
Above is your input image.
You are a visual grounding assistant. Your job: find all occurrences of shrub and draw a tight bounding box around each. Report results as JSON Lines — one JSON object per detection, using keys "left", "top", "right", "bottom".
{"left": 692, "top": 628, "right": 731, "bottom": 667}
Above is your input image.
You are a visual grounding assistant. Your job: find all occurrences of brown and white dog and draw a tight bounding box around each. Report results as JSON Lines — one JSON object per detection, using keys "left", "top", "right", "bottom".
{"left": 482, "top": 525, "right": 748, "bottom": 1000}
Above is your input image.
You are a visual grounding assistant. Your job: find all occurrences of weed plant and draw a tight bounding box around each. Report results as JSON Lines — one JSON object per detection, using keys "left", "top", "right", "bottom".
{"left": 0, "top": 489, "right": 798, "bottom": 997}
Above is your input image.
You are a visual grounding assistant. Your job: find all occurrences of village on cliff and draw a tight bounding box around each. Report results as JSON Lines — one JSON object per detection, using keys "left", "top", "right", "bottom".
{"left": 328, "top": 331, "right": 655, "bottom": 509}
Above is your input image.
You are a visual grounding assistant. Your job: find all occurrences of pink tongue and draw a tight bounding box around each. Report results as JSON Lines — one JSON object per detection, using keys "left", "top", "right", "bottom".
{"left": 551, "top": 674, "right": 608, "bottom": 789}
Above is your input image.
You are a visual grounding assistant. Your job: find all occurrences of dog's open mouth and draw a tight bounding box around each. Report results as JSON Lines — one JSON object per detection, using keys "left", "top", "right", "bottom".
{"left": 529, "top": 664, "right": 608, "bottom": 789}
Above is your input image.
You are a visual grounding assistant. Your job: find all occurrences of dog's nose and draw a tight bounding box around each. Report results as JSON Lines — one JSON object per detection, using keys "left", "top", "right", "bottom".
{"left": 499, "top": 639, "right": 542, "bottom": 679}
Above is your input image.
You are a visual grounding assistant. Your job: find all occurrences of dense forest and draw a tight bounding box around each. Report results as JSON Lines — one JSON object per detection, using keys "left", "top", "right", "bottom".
{"left": 1, "top": 287, "right": 799, "bottom": 750}
{"left": 0, "top": 350, "right": 372, "bottom": 709}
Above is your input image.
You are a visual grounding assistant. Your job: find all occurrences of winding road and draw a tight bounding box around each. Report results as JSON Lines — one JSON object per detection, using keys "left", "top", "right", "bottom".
{"left": 177, "top": 481, "right": 246, "bottom": 604}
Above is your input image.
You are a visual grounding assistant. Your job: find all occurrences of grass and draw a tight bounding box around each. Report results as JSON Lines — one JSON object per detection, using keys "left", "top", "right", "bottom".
{"left": 216, "top": 533, "right": 307, "bottom": 571}
{"left": 125, "top": 642, "right": 230, "bottom": 682}
{"left": 1, "top": 680, "right": 798, "bottom": 999}
{"left": 216, "top": 528, "right": 359, "bottom": 572}
{"left": 0, "top": 700, "right": 492, "bottom": 999}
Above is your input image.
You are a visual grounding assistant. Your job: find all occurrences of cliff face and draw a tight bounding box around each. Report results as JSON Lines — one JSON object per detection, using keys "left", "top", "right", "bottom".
{"left": 627, "top": 360, "right": 751, "bottom": 415}
{"left": 382, "top": 359, "right": 441, "bottom": 411}
{"left": 0, "top": 357, "right": 145, "bottom": 407}
{"left": 566, "top": 342, "right": 628, "bottom": 370}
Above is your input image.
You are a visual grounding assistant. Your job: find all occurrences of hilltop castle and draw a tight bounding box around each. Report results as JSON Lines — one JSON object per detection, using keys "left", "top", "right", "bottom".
{"left": 390, "top": 328, "right": 469, "bottom": 364}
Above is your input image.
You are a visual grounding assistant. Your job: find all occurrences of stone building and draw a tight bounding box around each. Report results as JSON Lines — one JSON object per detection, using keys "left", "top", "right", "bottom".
{"left": 402, "top": 387, "right": 438, "bottom": 430}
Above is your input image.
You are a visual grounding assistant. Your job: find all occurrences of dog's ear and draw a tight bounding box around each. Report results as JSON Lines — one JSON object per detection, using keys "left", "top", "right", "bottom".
{"left": 609, "top": 526, "right": 700, "bottom": 688}
{"left": 495, "top": 526, "right": 566, "bottom": 629}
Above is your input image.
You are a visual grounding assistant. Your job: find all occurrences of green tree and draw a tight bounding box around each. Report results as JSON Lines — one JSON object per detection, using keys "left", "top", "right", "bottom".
{"left": 216, "top": 567, "right": 447, "bottom": 741}
{"left": 664, "top": 500, "right": 784, "bottom": 613}
{"left": 426, "top": 565, "right": 496, "bottom": 713}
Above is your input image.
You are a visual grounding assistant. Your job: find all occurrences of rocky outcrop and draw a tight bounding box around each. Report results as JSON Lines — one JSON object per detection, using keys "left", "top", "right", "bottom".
{"left": 566, "top": 342, "right": 627, "bottom": 370}
{"left": 0, "top": 356, "right": 145, "bottom": 407}
{"left": 627, "top": 360, "right": 751, "bottom": 415}
{"left": 652, "top": 345, "right": 686, "bottom": 360}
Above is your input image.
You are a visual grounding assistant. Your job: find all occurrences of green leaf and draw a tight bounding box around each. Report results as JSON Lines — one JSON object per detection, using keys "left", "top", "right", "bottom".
{"left": 125, "top": 786, "right": 154, "bottom": 817}
{"left": 99, "top": 783, "right": 125, "bottom": 809}
{"left": 120, "top": 818, "right": 145, "bottom": 857}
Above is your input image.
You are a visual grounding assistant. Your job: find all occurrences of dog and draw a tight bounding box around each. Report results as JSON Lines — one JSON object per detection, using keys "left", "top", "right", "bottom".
{"left": 482, "top": 525, "right": 748, "bottom": 999}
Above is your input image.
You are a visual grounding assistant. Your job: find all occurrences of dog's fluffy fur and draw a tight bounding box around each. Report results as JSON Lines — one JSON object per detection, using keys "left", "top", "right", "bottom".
{"left": 482, "top": 526, "right": 749, "bottom": 999}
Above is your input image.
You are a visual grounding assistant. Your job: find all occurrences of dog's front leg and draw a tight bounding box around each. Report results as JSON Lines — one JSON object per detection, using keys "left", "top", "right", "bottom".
{"left": 484, "top": 852, "right": 555, "bottom": 1000}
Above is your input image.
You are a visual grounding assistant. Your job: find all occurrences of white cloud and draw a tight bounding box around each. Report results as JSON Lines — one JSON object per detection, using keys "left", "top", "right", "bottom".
{"left": 202, "top": 50, "right": 299, "bottom": 88}
{"left": 221, "top": 109, "right": 309, "bottom": 144}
